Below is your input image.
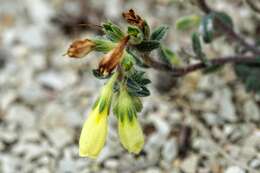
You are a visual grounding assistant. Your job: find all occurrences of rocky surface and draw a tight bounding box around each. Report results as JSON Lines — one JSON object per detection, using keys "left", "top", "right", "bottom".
{"left": 0, "top": 0, "right": 259, "bottom": 173}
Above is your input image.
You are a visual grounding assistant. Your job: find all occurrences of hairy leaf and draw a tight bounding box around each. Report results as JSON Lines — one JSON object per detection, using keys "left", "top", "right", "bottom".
{"left": 200, "top": 14, "right": 214, "bottom": 43}
{"left": 135, "top": 40, "right": 160, "bottom": 52}
{"left": 151, "top": 25, "right": 169, "bottom": 41}
{"left": 102, "top": 21, "right": 125, "bottom": 42}
{"left": 192, "top": 32, "right": 203, "bottom": 57}
{"left": 126, "top": 48, "right": 150, "bottom": 68}
{"left": 159, "top": 45, "right": 180, "bottom": 65}
{"left": 127, "top": 26, "right": 143, "bottom": 45}
{"left": 235, "top": 61, "right": 260, "bottom": 93}
{"left": 191, "top": 32, "right": 210, "bottom": 65}
{"left": 176, "top": 15, "right": 201, "bottom": 31}
{"left": 126, "top": 69, "right": 151, "bottom": 97}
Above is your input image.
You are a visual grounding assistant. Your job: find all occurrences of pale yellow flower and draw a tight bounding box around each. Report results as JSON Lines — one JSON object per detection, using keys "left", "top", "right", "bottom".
{"left": 114, "top": 87, "right": 144, "bottom": 154}
{"left": 118, "top": 115, "right": 144, "bottom": 154}
{"left": 79, "top": 106, "right": 108, "bottom": 158}
{"left": 79, "top": 73, "right": 118, "bottom": 158}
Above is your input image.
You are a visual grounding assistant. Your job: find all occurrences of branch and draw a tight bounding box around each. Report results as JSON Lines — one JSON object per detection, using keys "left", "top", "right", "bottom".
{"left": 141, "top": 55, "right": 259, "bottom": 77}
{"left": 245, "top": 0, "right": 260, "bottom": 14}
{"left": 197, "top": 0, "right": 260, "bottom": 55}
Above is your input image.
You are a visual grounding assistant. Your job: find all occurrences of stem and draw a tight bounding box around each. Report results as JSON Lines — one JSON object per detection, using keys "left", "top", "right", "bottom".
{"left": 245, "top": 0, "right": 260, "bottom": 14}
{"left": 141, "top": 55, "right": 258, "bottom": 77}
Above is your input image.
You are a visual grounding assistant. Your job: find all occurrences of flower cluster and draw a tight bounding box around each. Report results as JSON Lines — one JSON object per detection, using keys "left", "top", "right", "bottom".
{"left": 65, "top": 31, "right": 146, "bottom": 158}
{"left": 65, "top": 9, "right": 159, "bottom": 158}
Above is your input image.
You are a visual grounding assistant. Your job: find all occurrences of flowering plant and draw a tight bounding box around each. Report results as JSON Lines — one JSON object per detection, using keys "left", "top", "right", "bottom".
{"left": 65, "top": 3, "right": 260, "bottom": 158}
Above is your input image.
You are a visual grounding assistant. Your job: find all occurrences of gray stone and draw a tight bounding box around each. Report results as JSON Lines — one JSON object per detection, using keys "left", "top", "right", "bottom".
{"left": 5, "top": 104, "right": 36, "bottom": 129}
{"left": 104, "top": 159, "right": 119, "bottom": 169}
{"left": 12, "top": 142, "right": 46, "bottom": 161}
{"left": 45, "top": 128, "right": 73, "bottom": 149}
{"left": 203, "top": 112, "right": 224, "bottom": 125}
{"left": 0, "top": 91, "right": 17, "bottom": 111}
{"left": 145, "top": 167, "right": 161, "bottom": 173}
{"left": 180, "top": 155, "right": 199, "bottom": 173}
{"left": 18, "top": 83, "right": 48, "bottom": 105}
{"left": 35, "top": 167, "right": 51, "bottom": 173}
{"left": 58, "top": 154, "right": 76, "bottom": 173}
{"left": 37, "top": 70, "right": 78, "bottom": 91}
{"left": 162, "top": 138, "right": 178, "bottom": 162}
{"left": 250, "top": 159, "right": 260, "bottom": 169}
{"left": 148, "top": 115, "right": 170, "bottom": 137}
{"left": 0, "top": 130, "right": 18, "bottom": 144}
{"left": 225, "top": 166, "right": 245, "bottom": 173}
{"left": 0, "top": 154, "right": 23, "bottom": 173}
{"left": 217, "top": 88, "right": 237, "bottom": 122}
{"left": 243, "top": 100, "right": 260, "bottom": 122}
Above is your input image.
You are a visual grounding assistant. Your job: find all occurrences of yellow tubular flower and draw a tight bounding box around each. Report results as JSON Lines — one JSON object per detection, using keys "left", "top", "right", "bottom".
{"left": 79, "top": 73, "right": 118, "bottom": 158}
{"left": 118, "top": 115, "right": 144, "bottom": 154}
{"left": 115, "top": 87, "right": 144, "bottom": 154}
{"left": 79, "top": 107, "right": 108, "bottom": 158}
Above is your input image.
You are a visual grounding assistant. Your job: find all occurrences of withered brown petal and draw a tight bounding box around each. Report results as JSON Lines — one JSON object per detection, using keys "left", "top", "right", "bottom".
{"left": 122, "top": 9, "right": 145, "bottom": 29}
{"left": 66, "top": 39, "right": 95, "bottom": 58}
{"left": 98, "top": 36, "right": 130, "bottom": 75}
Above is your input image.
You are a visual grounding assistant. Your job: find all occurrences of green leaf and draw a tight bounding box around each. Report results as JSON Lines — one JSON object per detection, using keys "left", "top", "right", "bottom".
{"left": 200, "top": 14, "right": 214, "bottom": 43}
{"left": 127, "top": 78, "right": 143, "bottom": 91}
{"left": 200, "top": 12, "right": 233, "bottom": 44}
{"left": 129, "top": 69, "right": 151, "bottom": 86}
{"left": 143, "top": 21, "right": 150, "bottom": 40}
{"left": 235, "top": 63, "right": 260, "bottom": 93}
{"left": 121, "top": 53, "right": 135, "bottom": 71}
{"left": 132, "top": 97, "right": 143, "bottom": 112}
{"left": 192, "top": 32, "right": 203, "bottom": 56}
{"left": 214, "top": 12, "right": 233, "bottom": 29}
{"left": 134, "top": 86, "right": 150, "bottom": 97}
{"left": 127, "top": 26, "right": 143, "bottom": 45}
{"left": 135, "top": 40, "right": 160, "bottom": 52}
{"left": 128, "top": 85, "right": 150, "bottom": 97}
{"left": 159, "top": 45, "right": 180, "bottom": 65}
{"left": 102, "top": 21, "right": 125, "bottom": 42}
{"left": 126, "top": 48, "right": 149, "bottom": 68}
{"left": 127, "top": 69, "right": 151, "bottom": 97}
{"left": 151, "top": 25, "right": 169, "bottom": 41}
{"left": 176, "top": 15, "right": 201, "bottom": 31}
{"left": 192, "top": 32, "right": 210, "bottom": 65}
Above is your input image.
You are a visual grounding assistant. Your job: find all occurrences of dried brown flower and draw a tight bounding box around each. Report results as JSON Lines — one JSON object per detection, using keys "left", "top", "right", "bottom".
{"left": 66, "top": 39, "right": 95, "bottom": 58}
{"left": 122, "top": 9, "right": 145, "bottom": 29}
{"left": 98, "top": 36, "right": 130, "bottom": 75}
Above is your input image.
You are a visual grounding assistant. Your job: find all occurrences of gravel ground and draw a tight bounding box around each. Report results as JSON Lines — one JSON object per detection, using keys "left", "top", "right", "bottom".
{"left": 0, "top": 0, "right": 259, "bottom": 173}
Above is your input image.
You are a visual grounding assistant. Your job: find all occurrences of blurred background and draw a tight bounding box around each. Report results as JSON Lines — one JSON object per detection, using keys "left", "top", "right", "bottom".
{"left": 0, "top": 0, "right": 260, "bottom": 173}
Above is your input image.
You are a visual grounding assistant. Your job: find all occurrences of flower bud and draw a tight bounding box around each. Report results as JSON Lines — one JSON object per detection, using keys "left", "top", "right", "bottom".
{"left": 66, "top": 39, "right": 95, "bottom": 58}
{"left": 79, "top": 73, "right": 118, "bottom": 158}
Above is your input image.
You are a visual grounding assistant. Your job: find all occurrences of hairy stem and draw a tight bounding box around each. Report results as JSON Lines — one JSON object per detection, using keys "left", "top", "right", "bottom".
{"left": 141, "top": 55, "right": 259, "bottom": 77}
